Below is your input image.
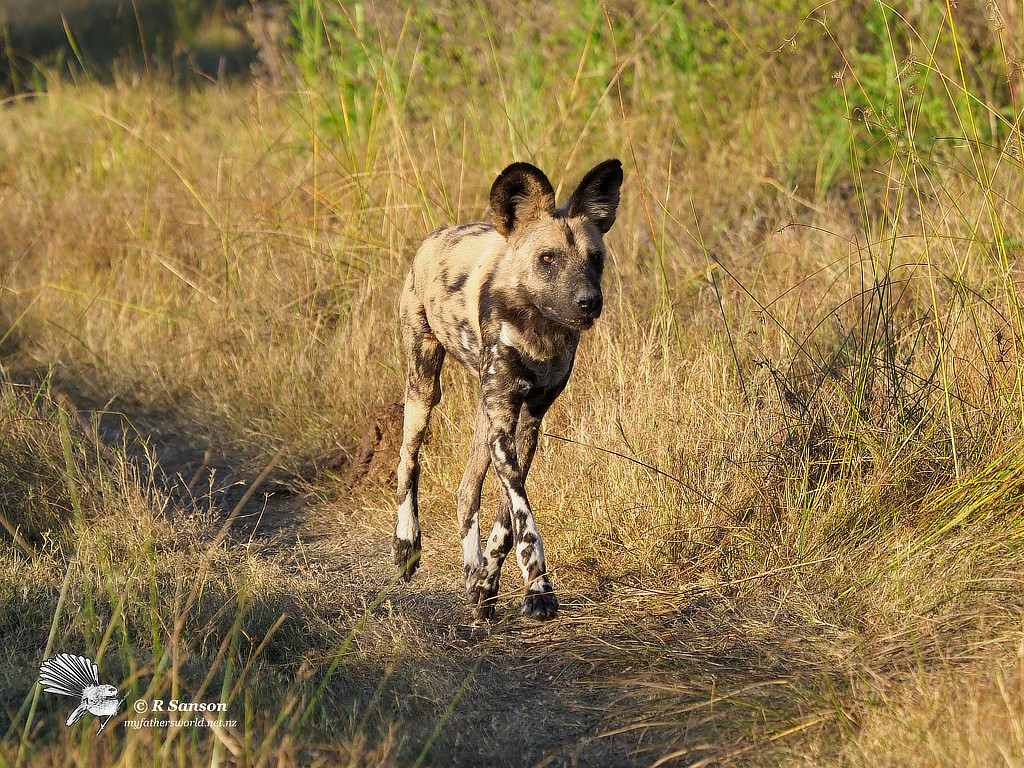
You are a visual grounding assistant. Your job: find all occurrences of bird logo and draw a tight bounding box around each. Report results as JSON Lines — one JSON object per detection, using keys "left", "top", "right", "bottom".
{"left": 38, "top": 653, "right": 126, "bottom": 733}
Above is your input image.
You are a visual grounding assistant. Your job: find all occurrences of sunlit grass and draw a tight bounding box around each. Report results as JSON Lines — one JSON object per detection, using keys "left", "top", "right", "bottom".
{"left": 2, "top": 1, "right": 1024, "bottom": 766}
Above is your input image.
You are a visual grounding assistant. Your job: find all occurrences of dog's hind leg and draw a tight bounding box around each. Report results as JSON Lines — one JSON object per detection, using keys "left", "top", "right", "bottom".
{"left": 394, "top": 284, "right": 445, "bottom": 581}
{"left": 457, "top": 405, "right": 491, "bottom": 608}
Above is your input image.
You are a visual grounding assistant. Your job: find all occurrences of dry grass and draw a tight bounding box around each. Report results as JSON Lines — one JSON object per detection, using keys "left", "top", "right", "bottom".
{"left": 2, "top": 1, "right": 1024, "bottom": 766}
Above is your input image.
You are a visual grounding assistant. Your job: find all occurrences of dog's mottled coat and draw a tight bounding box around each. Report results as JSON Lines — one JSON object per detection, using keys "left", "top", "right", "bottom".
{"left": 393, "top": 159, "right": 623, "bottom": 620}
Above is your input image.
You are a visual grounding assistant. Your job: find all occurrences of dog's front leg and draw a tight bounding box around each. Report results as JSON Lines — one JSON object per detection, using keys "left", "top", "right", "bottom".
{"left": 481, "top": 390, "right": 559, "bottom": 620}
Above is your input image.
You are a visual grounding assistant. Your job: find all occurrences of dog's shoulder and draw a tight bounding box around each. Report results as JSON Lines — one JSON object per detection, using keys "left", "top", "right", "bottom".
{"left": 412, "top": 222, "right": 507, "bottom": 294}
{"left": 419, "top": 222, "right": 501, "bottom": 261}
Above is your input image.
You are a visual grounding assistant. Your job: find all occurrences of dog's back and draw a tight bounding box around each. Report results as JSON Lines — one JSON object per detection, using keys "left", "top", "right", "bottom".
{"left": 403, "top": 222, "right": 503, "bottom": 371}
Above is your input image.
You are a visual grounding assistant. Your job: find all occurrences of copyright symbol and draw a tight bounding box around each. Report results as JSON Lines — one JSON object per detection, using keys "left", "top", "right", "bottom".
{"left": 133, "top": 700, "right": 148, "bottom": 713}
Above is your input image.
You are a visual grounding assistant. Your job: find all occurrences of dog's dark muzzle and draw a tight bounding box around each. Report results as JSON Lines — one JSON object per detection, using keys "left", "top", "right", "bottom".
{"left": 575, "top": 290, "right": 603, "bottom": 321}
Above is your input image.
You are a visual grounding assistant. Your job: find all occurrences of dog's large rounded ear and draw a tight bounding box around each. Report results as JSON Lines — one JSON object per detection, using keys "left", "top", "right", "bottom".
{"left": 567, "top": 159, "right": 623, "bottom": 234}
{"left": 489, "top": 162, "right": 556, "bottom": 239}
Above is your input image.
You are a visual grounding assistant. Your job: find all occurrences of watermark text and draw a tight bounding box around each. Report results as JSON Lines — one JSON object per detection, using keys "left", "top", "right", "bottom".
{"left": 134, "top": 699, "right": 228, "bottom": 713}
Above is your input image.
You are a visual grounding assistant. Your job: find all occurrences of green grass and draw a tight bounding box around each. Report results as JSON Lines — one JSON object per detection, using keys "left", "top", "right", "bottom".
{"left": 2, "top": 1, "right": 1024, "bottom": 766}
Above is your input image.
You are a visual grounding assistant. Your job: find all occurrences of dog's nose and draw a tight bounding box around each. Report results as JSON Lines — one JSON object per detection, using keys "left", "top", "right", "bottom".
{"left": 576, "top": 293, "right": 603, "bottom": 317}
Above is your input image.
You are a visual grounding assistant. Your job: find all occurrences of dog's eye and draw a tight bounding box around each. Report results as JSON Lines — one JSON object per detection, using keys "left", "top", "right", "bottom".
{"left": 540, "top": 252, "right": 556, "bottom": 265}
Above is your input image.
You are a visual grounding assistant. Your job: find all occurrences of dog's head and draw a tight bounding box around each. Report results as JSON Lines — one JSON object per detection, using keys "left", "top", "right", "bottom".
{"left": 490, "top": 159, "right": 623, "bottom": 330}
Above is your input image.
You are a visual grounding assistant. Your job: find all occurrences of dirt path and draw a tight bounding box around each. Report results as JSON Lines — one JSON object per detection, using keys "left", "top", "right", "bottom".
{"left": 63, "top": 392, "right": 840, "bottom": 767}
{"left": 292, "top": 503, "right": 837, "bottom": 767}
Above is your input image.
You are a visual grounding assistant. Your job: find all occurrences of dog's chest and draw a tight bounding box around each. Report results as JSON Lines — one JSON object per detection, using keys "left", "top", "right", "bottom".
{"left": 496, "top": 322, "right": 576, "bottom": 389}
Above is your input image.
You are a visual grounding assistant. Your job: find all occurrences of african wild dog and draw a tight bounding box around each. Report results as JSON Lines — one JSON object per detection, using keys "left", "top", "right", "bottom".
{"left": 393, "top": 159, "right": 623, "bottom": 620}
